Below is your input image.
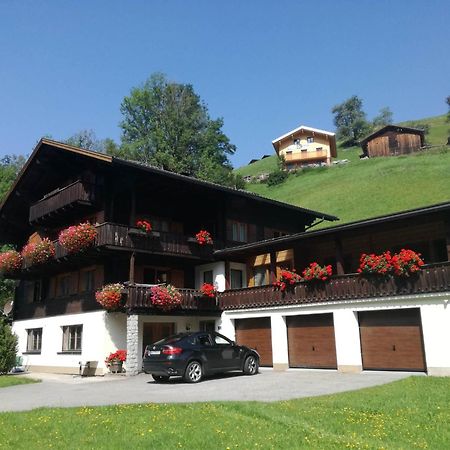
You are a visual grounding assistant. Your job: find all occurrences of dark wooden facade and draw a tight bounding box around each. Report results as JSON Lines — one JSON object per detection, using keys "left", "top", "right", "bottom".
{"left": 360, "top": 125, "right": 425, "bottom": 158}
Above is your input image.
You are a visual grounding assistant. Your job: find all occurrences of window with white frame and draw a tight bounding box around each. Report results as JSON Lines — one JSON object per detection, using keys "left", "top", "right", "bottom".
{"left": 26, "top": 328, "right": 42, "bottom": 352}
{"left": 203, "top": 270, "right": 213, "bottom": 284}
{"left": 62, "top": 325, "right": 83, "bottom": 352}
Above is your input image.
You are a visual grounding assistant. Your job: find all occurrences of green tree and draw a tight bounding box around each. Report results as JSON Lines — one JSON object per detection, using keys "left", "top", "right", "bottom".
{"left": 373, "top": 107, "right": 393, "bottom": 129}
{"left": 0, "top": 316, "right": 17, "bottom": 374}
{"left": 0, "top": 155, "right": 26, "bottom": 201}
{"left": 446, "top": 95, "right": 450, "bottom": 122}
{"left": 331, "top": 96, "right": 372, "bottom": 146}
{"left": 114, "top": 73, "right": 236, "bottom": 185}
{"left": 65, "top": 129, "right": 105, "bottom": 152}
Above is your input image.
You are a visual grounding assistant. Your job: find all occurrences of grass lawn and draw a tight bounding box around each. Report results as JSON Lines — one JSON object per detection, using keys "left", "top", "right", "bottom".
{"left": 0, "top": 377, "right": 449, "bottom": 449}
{"left": 0, "top": 375, "right": 40, "bottom": 388}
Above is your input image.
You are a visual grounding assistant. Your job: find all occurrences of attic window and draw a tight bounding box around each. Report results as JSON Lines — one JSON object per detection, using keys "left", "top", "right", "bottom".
{"left": 307, "top": 137, "right": 314, "bottom": 143}
{"left": 293, "top": 139, "right": 300, "bottom": 147}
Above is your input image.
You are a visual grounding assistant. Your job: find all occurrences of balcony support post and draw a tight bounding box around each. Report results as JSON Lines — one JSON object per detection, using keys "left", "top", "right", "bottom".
{"left": 129, "top": 252, "right": 136, "bottom": 284}
{"left": 334, "top": 236, "right": 345, "bottom": 275}
{"left": 269, "top": 251, "right": 277, "bottom": 283}
{"left": 126, "top": 313, "right": 140, "bottom": 376}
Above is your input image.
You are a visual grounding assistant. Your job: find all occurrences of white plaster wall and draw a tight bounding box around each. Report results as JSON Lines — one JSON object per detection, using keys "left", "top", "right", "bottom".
{"left": 221, "top": 293, "right": 450, "bottom": 374}
{"left": 420, "top": 302, "right": 450, "bottom": 375}
{"left": 195, "top": 261, "right": 226, "bottom": 291}
{"left": 12, "top": 311, "right": 111, "bottom": 373}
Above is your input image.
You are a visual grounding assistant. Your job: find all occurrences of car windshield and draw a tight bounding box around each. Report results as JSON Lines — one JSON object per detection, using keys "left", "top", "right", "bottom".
{"left": 153, "top": 333, "right": 190, "bottom": 346}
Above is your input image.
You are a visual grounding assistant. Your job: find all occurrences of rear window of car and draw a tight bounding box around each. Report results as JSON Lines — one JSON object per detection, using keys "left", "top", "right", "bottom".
{"left": 154, "top": 333, "right": 187, "bottom": 345}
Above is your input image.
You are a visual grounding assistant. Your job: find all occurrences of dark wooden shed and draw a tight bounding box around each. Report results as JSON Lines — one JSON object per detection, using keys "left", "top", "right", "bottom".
{"left": 360, "top": 125, "right": 425, "bottom": 158}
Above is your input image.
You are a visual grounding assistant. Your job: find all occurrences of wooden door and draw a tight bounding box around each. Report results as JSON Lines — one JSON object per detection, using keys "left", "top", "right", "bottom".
{"left": 235, "top": 318, "right": 272, "bottom": 366}
{"left": 287, "top": 314, "right": 337, "bottom": 369}
{"left": 359, "top": 309, "right": 426, "bottom": 371}
{"left": 143, "top": 322, "right": 175, "bottom": 353}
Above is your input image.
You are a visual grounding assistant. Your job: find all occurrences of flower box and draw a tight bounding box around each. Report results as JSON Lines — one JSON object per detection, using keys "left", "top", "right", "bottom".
{"left": 149, "top": 284, "right": 182, "bottom": 311}
{"left": 58, "top": 222, "right": 97, "bottom": 254}
{"left": 21, "top": 238, "right": 55, "bottom": 266}
{"left": 128, "top": 228, "right": 160, "bottom": 238}
{"left": 96, "top": 283, "right": 124, "bottom": 310}
{"left": 0, "top": 250, "right": 23, "bottom": 274}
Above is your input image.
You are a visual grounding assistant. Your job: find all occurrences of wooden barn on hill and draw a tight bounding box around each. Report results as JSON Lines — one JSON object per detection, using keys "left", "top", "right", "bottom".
{"left": 360, "top": 125, "right": 425, "bottom": 158}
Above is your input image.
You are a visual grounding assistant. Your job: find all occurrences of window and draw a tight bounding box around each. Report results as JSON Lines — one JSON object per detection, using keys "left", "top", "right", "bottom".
{"left": 58, "top": 274, "right": 72, "bottom": 297}
{"left": 253, "top": 266, "right": 268, "bottom": 287}
{"left": 199, "top": 320, "right": 215, "bottom": 332}
{"left": 230, "top": 269, "right": 243, "bottom": 289}
{"left": 33, "top": 280, "right": 42, "bottom": 303}
{"left": 26, "top": 328, "right": 42, "bottom": 352}
{"left": 213, "top": 333, "right": 233, "bottom": 346}
{"left": 203, "top": 270, "right": 213, "bottom": 285}
{"left": 293, "top": 138, "right": 300, "bottom": 147}
{"left": 80, "top": 269, "right": 95, "bottom": 292}
{"left": 232, "top": 221, "right": 247, "bottom": 242}
{"left": 143, "top": 268, "right": 169, "bottom": 284}
{"left": 197, "top": 334, "right": 212, "bottom": 346}
{"left": 307, "top": 136, "right": 314, "bottom": 143}
{"left": 62, "top": 325, "right": 83, "bottom": 352}
{"left": 316, "top": 147, "right": 323, "bottom": 151}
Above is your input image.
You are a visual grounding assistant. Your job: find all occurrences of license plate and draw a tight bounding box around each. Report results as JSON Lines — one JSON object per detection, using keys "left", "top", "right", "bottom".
{"left": 149, "top": 350, "right": 160, "bottom": 356}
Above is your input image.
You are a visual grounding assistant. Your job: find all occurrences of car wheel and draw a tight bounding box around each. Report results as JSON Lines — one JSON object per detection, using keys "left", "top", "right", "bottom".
{"left": 243, "top": 355, "right": 259, "bottom": 375}
{"left": 152, "top": 374, "right": 170, "bottom": 383}
{"left": 184, "top": 361, "right": 203, "bottom": 383}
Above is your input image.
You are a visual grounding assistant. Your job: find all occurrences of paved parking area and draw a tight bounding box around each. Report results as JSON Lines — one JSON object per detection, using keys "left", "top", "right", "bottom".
{"left": 0, "top": 369, "right": 415, "bottom": 412}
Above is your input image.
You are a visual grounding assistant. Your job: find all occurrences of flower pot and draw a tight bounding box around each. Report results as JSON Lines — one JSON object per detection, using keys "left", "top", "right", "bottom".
{"left": 109, "top": 361, "right": 123, "bottom": 374}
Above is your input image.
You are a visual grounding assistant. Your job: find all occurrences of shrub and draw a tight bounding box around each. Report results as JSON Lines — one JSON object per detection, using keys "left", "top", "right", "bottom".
{"left": 0, "top": 250, "right": 23, "bottom": 273}
{"left": 58, "top": 222, "right": 97, "bottom": 254}
{"left": 0, "top": 317, "right": 17, "bottom": 374}
{"left": 267, "top": 170, "right": 288, "bottom": 187}
{"left": 21, "top": 238, "right": 55, "bottom": 266}
{"left": 150, "top": 284, "right": 181, "bottom": 311}
{"left": 95, "top": 283, "right": 124, "bottom": 310}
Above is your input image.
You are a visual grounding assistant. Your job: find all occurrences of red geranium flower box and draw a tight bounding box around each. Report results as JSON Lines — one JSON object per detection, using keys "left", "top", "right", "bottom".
{"left": 58, "top": 222, "right": 97, "bottom": 254}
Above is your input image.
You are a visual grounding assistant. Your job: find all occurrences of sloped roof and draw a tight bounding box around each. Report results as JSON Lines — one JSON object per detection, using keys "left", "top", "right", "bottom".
{"left": 360, "top": 125, "right": 425, "bottom": 146}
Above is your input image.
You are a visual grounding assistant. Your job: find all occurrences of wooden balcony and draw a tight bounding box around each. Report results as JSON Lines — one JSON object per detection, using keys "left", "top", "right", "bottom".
{"left": 29, "top": 180, "right": 98, "bottom": 224}
{"left": 218, "top": 262, "right": 450, "bottom": 310}
{"left": 126, "top": 284, "right": 220, "bottom": 314}
{"left": 284, "top": 149, "right": 328, "bottom": 162}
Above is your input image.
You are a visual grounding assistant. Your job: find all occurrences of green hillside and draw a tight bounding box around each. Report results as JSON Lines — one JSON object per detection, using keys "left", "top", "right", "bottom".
{"left": 236, "top": 114, "right": 450, "bottom": 228}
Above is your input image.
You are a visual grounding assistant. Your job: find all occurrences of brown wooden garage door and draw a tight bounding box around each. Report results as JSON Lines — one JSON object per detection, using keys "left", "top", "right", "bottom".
{"left": 287, "top": 314, "right": 337, "bottom": 369}
{"left": 235, "top": 318, "right": 272, "bottom": 366}
{"left": 359, "top": 308, "right": 426, "bottom": 371}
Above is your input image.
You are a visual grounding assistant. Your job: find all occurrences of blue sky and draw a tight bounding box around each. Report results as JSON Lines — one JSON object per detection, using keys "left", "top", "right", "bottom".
{"left": 0, "top": 1, "right": 449, "bottom": 167}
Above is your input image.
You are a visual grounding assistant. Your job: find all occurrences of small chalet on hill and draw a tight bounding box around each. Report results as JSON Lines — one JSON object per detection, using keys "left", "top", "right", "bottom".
{"left": 272, "top": 125, "right": 337, "bottom": 170}
{"left": 360, "top": 125, "right": 425, "bottom": 158}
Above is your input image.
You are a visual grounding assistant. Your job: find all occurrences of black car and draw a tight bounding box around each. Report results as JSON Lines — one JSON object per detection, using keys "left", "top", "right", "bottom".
{"left": 142, "top": 331, "right": 259, "bottom": 383}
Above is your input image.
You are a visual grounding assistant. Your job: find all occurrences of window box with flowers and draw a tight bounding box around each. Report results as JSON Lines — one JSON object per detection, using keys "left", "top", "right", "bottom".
{"left": 391, "top": 249, "right": 424, "bottom": 277}
{"left": 128, "top": 220, "right": 160, "bottom": 238}
{"left": 105, "top": 349, "right": 127, "bottom": 373}
{"left": 302, "top": 262, "right": 333, "bottom": 282}
{"left": 195, "top": 230, "right": 213, "bottom": 246}
{"left": 274, "top": 269, "right": 302, "bottom": 292}
{"left": 0, "top": 250, "right": 23, "bottom": 274}
{"left": 21, "top": 238, "right": 55, "bottom": 266}
{"left": 149, "top": 284, "right": 182, "bottom": 312}
{"left": 200, "top": 283, "right": 217, "bottom": 299}
{"left": 58, "top": 222, "right": 97, "bottom": 254}
{"left": 358, "top": 251, "right": 393, "bottom": 276}
{"left": 95, "top": 283, "right": 124, "bottom": 311}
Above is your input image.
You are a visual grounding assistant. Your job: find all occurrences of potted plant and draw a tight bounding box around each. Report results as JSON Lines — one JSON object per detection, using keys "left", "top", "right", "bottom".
{"left": 149, "top": 284, "right": 182, "bottom": 311}
{"left": 21, "top": 238, "right": 55, "bottom": 266}
{"left": 358, "top": 251, "right": 393, "bottom": 276}
{"left": 105, "top": 349, "right": 127, "bottom": 373}
{"left": 390, "top": 249, "right": 424, "bottom": 277}
{"left": 195, "top": 230, "right": 213, "bottom": 245}
{"left": 0, "top": 250, "right": 23, "bottom": 274}
{"left": 302, "top": 262, "right": 333, "bottom": 282}
{"left": 95, "top": 283, "right": 124, "bottom": 310}
{"left": 129, "top": 219, "right": 160, "bottom": 237}
{"left": 273, "top": 269, "right": 302, "bottom": 292}
{"left": 200, "top": 282, "right": 217, "bottom": 298}
{"left": 58, "top": 222, "right": 97, "bottom": 254}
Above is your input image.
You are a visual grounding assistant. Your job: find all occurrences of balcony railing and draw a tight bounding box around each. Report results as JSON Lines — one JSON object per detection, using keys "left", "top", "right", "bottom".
{"left": 218, "top": 262, "right": 450, "bottom": 310}
{"left": 126, "top": 284, "right": 220, "bottom": 313}
{"left": 284, "top": 149, "right": 328, "bottom": 162}
{"left": 29, "top": 180, "right": 98, "bottom": 223}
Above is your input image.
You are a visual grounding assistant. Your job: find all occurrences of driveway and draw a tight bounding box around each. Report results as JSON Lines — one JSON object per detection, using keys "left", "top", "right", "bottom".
{"left": 0, "top": 369, "right": 414, "bottom": 412}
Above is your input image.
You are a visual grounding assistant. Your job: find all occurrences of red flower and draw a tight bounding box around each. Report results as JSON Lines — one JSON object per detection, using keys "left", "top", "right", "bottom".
{"left": 105, "top": 349, "right": 127, "bottom": 363}
{"left": 96, "top": 283, "right": 124, "bottom": 310}
{"left": 0, "top": 250, "right": 23, "bottom": 273}
{"left": 195, "top": 230, "right": 213, "bottom": 245}
{"left": 200, "top": 283, "right": 217, "bottom": 298}
{"left": 21, "top": 238, "right": 55, "bottom": 266}
{"left": 149, "top": 284, "right": 182, "bottom": 311}
{"left": 302, "top": 262, "right": 333, "bottom": 282}
{"left": 136, "top": 220, "right": 152, "bottom": 233}
{"left": 274, "top": 269, "right": 301, "bottom": 291}
{"left": 58, "top": 222, "right": 97, "bottom": 254}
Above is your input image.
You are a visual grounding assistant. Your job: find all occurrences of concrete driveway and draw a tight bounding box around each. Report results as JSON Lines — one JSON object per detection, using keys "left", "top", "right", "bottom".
{"left": 0, "top": 369, "right": 414, "bottom": 412}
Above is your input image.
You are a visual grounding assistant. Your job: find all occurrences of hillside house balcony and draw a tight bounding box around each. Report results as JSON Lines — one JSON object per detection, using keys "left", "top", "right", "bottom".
{"left": 29, "top": 180, "right": 99, "bottom": 224}
{"left": 218, "top": 262, "right": 450, "bottom": 310}
{"left": 284, "top": 148, "right": 328, "bottom": 163}
{"left": 125, "top": 284, "right": 220, "bottom": 315}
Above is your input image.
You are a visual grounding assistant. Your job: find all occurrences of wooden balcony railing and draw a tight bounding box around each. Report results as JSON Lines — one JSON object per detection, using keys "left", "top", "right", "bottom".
{"left": 218, "top": 262, "right": 450, "bottom": 310}
{"left": 283, "top": 148, "right": 328, "bottom": 162}
{"left": 126, "top": 284, "right": 220, "bottom": 313}
{"left": 29, "top": 180, "right": 98, "bottom": 223}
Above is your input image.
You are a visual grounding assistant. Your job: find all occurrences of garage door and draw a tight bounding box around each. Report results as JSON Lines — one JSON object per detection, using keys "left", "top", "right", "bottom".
{"left": 235, "top": 318, "right": 272, "bottom": 366}
{"left": 359, "top": 308, "right": 426, "bottom": 371}
{"left": 287, "top": 314, "right": 337, "bottom": 369}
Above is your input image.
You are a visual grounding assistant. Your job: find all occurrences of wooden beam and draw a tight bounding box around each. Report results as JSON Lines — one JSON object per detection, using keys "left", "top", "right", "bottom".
{"left": 269, "top": 251, "right": 277, "bottom": 283}
{"left": 334, "top": 236, "right": 345, "bottom": 275}
{"left": 129, "top": 252, "right": 136, "bottom": 283}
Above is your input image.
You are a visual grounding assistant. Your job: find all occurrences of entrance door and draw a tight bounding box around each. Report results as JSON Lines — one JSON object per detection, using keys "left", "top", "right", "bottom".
{"left": 143, "top": 322, "right": 175, "bottom": 353}
{"left": 359, "top": 308, "right": 426, "bottom": 371}
{"left": 235, "top": 318, "right": 272, "bottom": 366}
{"left": 287, "top": 314, "right": 337, "bottom": 369}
